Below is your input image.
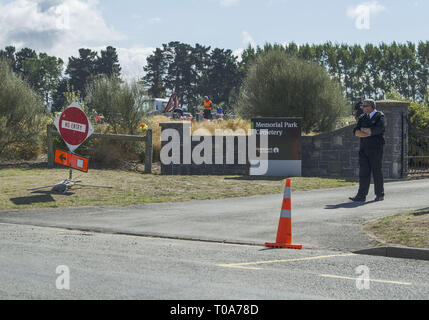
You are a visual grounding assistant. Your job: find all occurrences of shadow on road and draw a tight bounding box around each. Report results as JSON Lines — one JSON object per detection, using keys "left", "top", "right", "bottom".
{"left": 10, "top": 194, "right": 56, "bottom": 205}
{"left": 224, "top": 176, "right": 284, "bottom": 181}
{"left": 9, "top": 190, "right": 73, "bottom": 206}
{"left": 325, "top": 200, "right": 376, "bottom": 209}
{"left": 413, "top": 207, "right": 429, "bottom": 216}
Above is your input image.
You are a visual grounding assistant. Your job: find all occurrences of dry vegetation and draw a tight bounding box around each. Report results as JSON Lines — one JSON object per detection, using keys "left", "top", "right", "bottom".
{"left": 0, "top": 168, "right": 357, "bottom": 210}
{"left": 364, "top": 208, "right": 429, "bottom": 248}
{"left": 144, "top": 115, "right": 252, "bottom": 162}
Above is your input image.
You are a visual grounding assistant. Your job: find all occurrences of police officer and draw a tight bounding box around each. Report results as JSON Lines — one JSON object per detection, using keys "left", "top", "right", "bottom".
{"left": 349, "top": 99, "right": 386, "bottom": 202}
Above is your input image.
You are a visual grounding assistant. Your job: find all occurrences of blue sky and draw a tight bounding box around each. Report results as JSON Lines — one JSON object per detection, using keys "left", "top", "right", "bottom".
{"left": 0, "top": 0, "right": 427, "bottom": 80}
{"left": 99, "top": 0, "right": 427, "bottom": 48}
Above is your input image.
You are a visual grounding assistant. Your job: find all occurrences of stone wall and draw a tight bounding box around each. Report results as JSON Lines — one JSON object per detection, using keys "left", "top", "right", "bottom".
{"left": 159, "top": 100, "right": 409, "bottom": 178}
{"left": 302, "top": 100, "right": 409, "bottom": 179}
{"left": 160, "top": 122, "right": 250, "bottom": 175}
{"left": 301, "top": 126, "right": 360, "bottom": 178}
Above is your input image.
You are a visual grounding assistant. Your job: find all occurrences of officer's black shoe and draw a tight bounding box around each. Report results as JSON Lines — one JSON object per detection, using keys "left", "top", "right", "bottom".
{"left": 374, "top": 195, "right": 384, "bottom": 201}
{"left": 349, "top": 196, "right": 366, "bottom": 202}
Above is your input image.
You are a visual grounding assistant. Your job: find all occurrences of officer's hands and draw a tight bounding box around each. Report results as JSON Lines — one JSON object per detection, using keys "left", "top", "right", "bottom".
{"left": 361, "top": 128, "right": 372, "bottom": 135}
{"left": 355, "top": 129, "right": 371, "bottom": 138}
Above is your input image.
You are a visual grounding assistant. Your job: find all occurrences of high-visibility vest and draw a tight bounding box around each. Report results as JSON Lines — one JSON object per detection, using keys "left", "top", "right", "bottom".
{"left": 204, "top": 100, "right": 212, "bottom": 110}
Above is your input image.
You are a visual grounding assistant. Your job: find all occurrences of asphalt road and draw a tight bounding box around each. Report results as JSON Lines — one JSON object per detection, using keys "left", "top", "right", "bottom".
{"left": 1, "top": 179, "right": 428, "bottom": 300}
{"left": 0, "top": 223, "right": 428, "bottom": 300}
{"left": 1, "top": 179, "right": 429, "bottom": 251}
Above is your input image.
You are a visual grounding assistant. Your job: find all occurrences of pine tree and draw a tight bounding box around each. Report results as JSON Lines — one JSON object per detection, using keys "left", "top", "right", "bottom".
{"left": 96, "top": 46, "right": 121, "bottom": 78}
{"left": 143, "top": 48, "right": 168, "bottom": 98}
{"left": 65, "top": 48, "right": 99, "bottom": 99}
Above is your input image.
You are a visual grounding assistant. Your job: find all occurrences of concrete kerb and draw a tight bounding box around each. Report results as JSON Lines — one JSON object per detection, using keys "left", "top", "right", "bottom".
{"left": 353, "top": 246, "right": 429, "bottom": 261}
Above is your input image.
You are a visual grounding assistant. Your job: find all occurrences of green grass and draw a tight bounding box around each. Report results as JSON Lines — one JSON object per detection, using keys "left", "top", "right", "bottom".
{"left": 364, "top": 209, "right": 429, "bottom": 248}
{"left": 0, "top": 168, "right": 358, "bottom": 211}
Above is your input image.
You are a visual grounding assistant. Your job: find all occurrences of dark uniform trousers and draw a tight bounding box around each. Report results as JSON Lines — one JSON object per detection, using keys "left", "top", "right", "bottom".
{"left": 353, "top": 111, "right": 386, "bottom": 198}
{"left": 358, "top": 146, "right": 384, "bottom": 198}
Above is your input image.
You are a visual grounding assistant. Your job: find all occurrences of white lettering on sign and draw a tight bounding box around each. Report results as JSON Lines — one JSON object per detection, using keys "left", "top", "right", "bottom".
{"left": 284, "top": 122, "right": 298, "bottom": 128}
{"left": 61, "top": 120, "right": 86, "bottom": 133}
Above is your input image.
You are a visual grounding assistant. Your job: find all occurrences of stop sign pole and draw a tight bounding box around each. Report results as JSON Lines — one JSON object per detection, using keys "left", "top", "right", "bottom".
{"left": 28, "top": 102, "right": 111, "bottom": 193}
{"left": 53, "top": 101, "right": 93, "bottom": 183}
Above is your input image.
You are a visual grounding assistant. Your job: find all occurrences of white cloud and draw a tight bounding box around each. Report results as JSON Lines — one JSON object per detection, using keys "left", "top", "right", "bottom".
{"left": 233, "top": 48, "right": 244, "bottom": 60}
{"left": 347, "top": 1, "right": 386, "bottom": 30}
{"left": 0, "top": 0, "right": 124, "bottom": 48}
{"left": 220, "top": 0, "right": 239, "bottom": 7}
{"left": 0, "top": 0, "right": 152, "bottom": 81}
{"left": 117, "top": 46, "right": 156, "bottom": 82}
{"left": 232, "top": 31, "right": 256, "bottom": 62}
{"left": 242, "top": 31, "right": 256, "bottom": 48}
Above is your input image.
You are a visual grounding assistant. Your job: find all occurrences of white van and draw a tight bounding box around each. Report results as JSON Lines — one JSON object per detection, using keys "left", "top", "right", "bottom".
{"left": 140, "top": 97, "right": 170, "bottom": 114}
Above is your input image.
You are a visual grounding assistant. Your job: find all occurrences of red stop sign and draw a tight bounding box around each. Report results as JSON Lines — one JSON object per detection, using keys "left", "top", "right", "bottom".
{"left": 54, "top": 102, "right": 94, "bottom": 152}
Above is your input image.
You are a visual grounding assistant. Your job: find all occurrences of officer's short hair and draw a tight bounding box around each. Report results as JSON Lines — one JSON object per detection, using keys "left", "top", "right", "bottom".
{"left": 363, "top": 99, "right": 376, "bottom": 109}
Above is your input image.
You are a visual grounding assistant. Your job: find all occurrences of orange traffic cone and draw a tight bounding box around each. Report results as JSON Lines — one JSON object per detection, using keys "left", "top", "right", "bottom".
{"left": 265, "top": 178, "right": 302, "bottom": 249}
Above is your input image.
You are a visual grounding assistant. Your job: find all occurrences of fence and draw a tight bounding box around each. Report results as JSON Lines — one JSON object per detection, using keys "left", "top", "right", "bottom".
{"left": 46, "top": 124, "right": 153, "bottom": 174}
{"left": 407, "top": 124, "right": 429, "bottom": 175}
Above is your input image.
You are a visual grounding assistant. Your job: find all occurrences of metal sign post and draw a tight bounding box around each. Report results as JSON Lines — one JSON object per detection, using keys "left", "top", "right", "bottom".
{"left": 29, "top": 102, "right": 112, "bottom": 193}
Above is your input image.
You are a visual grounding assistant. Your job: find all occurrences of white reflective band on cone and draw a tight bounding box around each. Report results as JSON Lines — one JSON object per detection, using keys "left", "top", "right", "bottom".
{"left": 280, "top": 210, "right": 291, "bottom": 218}
{"left": 284, "top": 187, "right": 291, "bottom": 199}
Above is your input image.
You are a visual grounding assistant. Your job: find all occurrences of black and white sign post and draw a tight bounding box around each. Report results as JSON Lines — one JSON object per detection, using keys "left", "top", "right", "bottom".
{"left": 28, "top": 102, "right": 111, "bottom": 193}
{"left": 53, "top": 101, "right": 94, "bottom": 182}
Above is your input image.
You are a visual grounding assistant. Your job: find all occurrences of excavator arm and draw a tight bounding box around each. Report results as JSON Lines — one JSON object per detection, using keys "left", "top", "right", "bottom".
{"left": 163, "top": 93, "right": 179, "bottom": 113}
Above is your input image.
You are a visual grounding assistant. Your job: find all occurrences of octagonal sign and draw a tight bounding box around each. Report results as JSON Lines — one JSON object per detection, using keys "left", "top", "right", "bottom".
{"left": 54, "top": 102, "right": 94, "bottom": 152}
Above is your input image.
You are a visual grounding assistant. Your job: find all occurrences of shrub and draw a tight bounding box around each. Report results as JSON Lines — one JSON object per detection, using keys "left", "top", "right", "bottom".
{"left": 0, "top": 59, "right": 48, "bottom": 160}
{"left": 144, "top": 115, "right": 174, "bottom": 162}
{"left": 407, "top": 102, "right": 429, "bottom": 168}
{"left": 86, "top": 77, "right": 146, "bottom": 135}
{"left": 235, "top": 50, "right": 348, "bottom": 133}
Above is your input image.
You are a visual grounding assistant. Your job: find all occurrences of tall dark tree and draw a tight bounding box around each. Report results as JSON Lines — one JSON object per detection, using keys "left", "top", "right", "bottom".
{"left": 298, "top": 43, "right": 314, "bottom": 61}
{"left": 237, "top": 45, "right": 257, "bottom": 93}
{"left": 65, "top": 48, "right": 99, "bottom": 98}
{"left": 52, "top": 78, "right": 70, "bottom": 112}
{"left": 379, "top": 42, "right": 395, "bottom": 95}
{"left": 143, "top": 48, "right": 168, "bottom": 98}
{"left": 21, "top": 53, "right": 63, "bottom": 107}
{"left": 163, "top": 41, "right": 196, "bottom": 107}
{"left": 15, "top": 48, "right": 37, "bottom": 74}
{"left": 284, "top": 42, "right": 299, "bottom": 56}
{"left": 401, "top": 42, "right": 419, "bottom": 101}
{"left": 96, "top": 46, "right": 121, "bottom": 78}
{"left": 204, "top": 48, "right": 239, "bottom": 105}
{"left": 323, "top": 42, "right": 341, "bottom": 84}
{"left": 192, "top": 43, "right": 211, "bottom": 102}
{"left": 337, "top": 44, "right": 354, "bottom": 101}
{"left": 417, "top": 41, "right": 429, "bottom": 102}
{"left": 0, "top": 46, "right": 17, "bottom": 71}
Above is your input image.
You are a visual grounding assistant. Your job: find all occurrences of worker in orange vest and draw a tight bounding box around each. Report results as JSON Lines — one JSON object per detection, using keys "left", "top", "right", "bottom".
{"left": 203, "top": 96, "right": 213, "bottom": 120}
